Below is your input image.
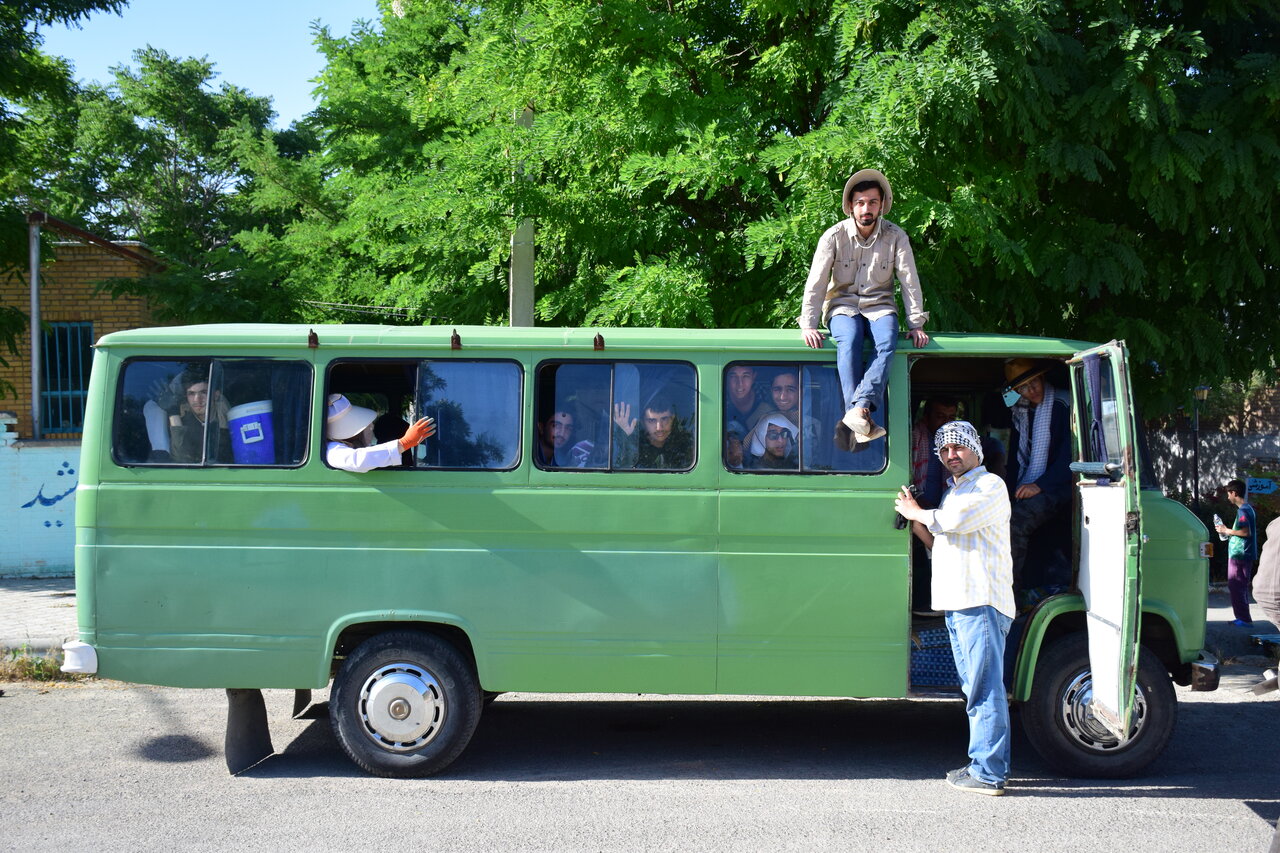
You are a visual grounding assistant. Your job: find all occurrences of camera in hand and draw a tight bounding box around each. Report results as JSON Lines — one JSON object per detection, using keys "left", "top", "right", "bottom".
{"left": 894, "top": 484, "right": 921, "bottom": 530}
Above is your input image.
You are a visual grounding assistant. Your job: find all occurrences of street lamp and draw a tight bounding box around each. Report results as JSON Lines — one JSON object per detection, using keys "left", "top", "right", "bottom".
{"left": 1192, "top": 384, "right": 1211, "bottom": 516}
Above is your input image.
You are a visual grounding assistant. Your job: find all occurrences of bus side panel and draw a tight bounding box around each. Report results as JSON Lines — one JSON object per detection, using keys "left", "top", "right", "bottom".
{"left": 462, "top": 486, "right": 718, "bottom": 693}
{"left": 88, "top": 480, "right": 719, "bottom": 691}
{"left": 717, "top": 490, "right": 909, "bottom": 697}
{"left": 1136, "top": 492, "right": 1209, "bottom": 659}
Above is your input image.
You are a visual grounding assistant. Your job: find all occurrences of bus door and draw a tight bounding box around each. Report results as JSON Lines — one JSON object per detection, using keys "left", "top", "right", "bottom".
{"left": 1067, "top": 340, "right": 1142, "bottom": 740}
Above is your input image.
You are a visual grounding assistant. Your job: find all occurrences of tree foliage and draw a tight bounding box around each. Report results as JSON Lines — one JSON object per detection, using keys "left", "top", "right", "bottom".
{"left": 0, "top": 0, "right": 125, "bottom": 376}
{"left": 9, "top": 47, "right": 304, "bottom": 323}
{"left": 12, "top": 1, "right": 1278, "bottom": 409}
{"left": 232, "top": 0, "right": 1279, "bottom": 408}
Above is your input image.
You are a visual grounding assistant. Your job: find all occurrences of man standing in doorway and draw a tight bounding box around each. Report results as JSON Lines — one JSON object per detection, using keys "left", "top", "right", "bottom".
{"left": 1216, "top": 479, "right": 1258, "bottom": 626}
{"left": 799, "top": 168, "right": 929, "bottom": 444}
{"left": 1003, "top": 358, "right": 1072, "bottom": 600}
{"left": 912, "top": 397, "right": 959, "bottom": 508}
{"left": 896, "top": 420, "right": 1015, "bottom": 796}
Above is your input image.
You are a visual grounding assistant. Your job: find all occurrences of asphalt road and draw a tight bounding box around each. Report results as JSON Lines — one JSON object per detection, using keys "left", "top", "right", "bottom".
{"left": 2, "top": 673, "right": 1277, "bottom": 852}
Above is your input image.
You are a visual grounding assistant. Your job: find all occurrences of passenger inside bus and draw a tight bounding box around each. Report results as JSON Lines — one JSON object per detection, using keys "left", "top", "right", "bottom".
{"left": 325, "top": 393, "right": 435, "bottom": 473}
{"left": 1003, "top": 358, "right": 1073, "bottom": 605}
{"left": 612, "top": 394, "right": 694, "bottom": 470}
{"left": 536, "top": 405, "right": 593, "bottom": 468}
{"left": 167, "top": 370, "right": 231, "bottom": 463}
{"left": 721, "top": 361, "right": 881, "bottom": 474}
{"left": 747, "top": 413, "right": 800, "bottom": 470}
{"left": 767, "top": 369, "right": 820, "bottom": 454}
{"left": 725, "top": 364, "right": 768, "bottom": 436}
{"left": 724, "top": 428, "right": 746, "bottom": 470}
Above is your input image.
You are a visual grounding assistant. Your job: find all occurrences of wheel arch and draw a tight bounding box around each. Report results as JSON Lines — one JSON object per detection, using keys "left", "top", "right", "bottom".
{"left": 318, "top": 612, "right": 481, "bottom": 686}
{"left": 1011, "top": 596, "right": 1188, "bottom": 701}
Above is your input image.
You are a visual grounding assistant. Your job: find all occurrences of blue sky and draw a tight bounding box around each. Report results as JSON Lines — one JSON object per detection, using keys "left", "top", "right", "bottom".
{"left": 38, "top": 0, "right": 380, "bottom": 128}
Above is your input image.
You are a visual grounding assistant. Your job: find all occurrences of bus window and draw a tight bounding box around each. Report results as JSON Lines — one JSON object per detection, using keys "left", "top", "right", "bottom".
{"left": 113, "top": 358, "right": 311, "bottom": 467}
{"left": 536, "top": 361, "right": 697, "bottom": 472}
{"left": 534, "top": 362, "right": 610, "bottom": 469}
{"left": 723, "top": 362, "right": 887, "bottom": 474}
{"left": 417, "top": 360, "right": 521, "bottom": 470}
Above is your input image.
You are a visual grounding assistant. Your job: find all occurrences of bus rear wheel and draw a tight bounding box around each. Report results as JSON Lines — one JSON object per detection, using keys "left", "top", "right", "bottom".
{"left": 1022, "top": 633, "right": 1176, "bottom": 778}
{"left": 331, "top": 631, "right": 481, "bottom": 778}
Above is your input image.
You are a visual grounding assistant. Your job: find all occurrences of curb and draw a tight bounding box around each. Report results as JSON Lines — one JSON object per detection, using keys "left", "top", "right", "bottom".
{"left": 0, "top": 636, "right": 70, "bottom": 657}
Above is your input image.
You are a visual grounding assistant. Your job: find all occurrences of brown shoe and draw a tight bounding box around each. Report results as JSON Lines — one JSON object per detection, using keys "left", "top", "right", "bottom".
{"left": 834, "top": 422, "right": 857, "bottom": 452}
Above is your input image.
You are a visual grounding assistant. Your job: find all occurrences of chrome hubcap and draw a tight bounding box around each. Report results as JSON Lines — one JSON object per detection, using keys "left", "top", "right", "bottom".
{"left": 358, "top": 662, "right": 446, "bottom": 752}
{"left": 1058, "top": 669, "right": 1147, "bottom": 752}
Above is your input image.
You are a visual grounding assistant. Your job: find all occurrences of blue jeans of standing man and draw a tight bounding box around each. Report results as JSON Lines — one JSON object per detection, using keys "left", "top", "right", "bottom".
{"left": 828, "top": 313, "right": 898, "bottom": 413}
{"left": 945, "top": 605, "right": 1013, "bottom": 785}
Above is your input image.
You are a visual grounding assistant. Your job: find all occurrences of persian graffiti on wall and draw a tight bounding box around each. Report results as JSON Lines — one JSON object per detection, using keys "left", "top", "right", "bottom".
{"left": 20, "top": 460, "right": 77, "bottom": 527}
{"left": 3, "top": 439, "right": 78, "bottom": 577}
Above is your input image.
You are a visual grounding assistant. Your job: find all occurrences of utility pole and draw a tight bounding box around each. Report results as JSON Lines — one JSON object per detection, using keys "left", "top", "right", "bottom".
{"left": 29, "top": 213, "right": 43, "bottom": 440}
{"left": 509, "top": 106, "right": 535, "bottom": 327}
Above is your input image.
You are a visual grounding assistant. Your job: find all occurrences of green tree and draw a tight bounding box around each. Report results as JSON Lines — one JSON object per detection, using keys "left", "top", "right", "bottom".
{"left": 747, "top": 0, "right": 1280, "bottom": 408}
{"left": 238, "top": 0, "right": 1278, "bottom": 407}
{"left": 18, "top": 47, "right": 305, "bottom": 322}
{"left": 237, "top": 0, "right": 785, "bottom": 327}
{"left": 0, "top": 0, "right": 125, "bottom": 388}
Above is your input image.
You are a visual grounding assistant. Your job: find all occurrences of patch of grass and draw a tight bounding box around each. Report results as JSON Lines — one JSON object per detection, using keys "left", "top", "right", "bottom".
{"left": 0, "top": 646, "right": 92, "bottom": 682}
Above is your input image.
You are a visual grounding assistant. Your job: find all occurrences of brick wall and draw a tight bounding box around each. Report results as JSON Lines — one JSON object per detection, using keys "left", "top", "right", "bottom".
{"left": 1238, "top": 381, "right": 1280, "bottom": 434}
{"left": 0, "top": 240, "right": 160, "bottom": 439}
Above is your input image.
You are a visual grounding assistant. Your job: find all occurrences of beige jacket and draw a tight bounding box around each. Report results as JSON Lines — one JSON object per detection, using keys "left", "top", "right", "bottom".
{"left": 798, "top": 218, "right": 928, "bottom": 331}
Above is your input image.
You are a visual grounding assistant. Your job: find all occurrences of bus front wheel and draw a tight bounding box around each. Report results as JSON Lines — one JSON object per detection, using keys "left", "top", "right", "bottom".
{"left": 1022, "top": 633, "right": 1176, "bottom": 778}
{"left": 331, "top": 630, "right": 481, "bottom": 778}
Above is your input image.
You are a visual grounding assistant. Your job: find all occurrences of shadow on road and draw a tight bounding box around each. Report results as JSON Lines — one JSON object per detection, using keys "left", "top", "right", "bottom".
{"left": 134, "top": 733, "right": 217, "bottom": 763}
{"left": 241, "top": 690, "right": 1279, "bottom": 819}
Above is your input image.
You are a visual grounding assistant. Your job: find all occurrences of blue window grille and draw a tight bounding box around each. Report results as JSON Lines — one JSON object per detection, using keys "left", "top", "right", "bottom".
{"left": 41, "top": 321, "right": 94, "bottom": 434}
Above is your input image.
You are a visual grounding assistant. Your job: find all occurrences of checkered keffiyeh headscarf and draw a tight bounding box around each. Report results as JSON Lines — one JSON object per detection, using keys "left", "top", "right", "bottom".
{"left": 933, "top": 420, "right": 984, "bottom": 463}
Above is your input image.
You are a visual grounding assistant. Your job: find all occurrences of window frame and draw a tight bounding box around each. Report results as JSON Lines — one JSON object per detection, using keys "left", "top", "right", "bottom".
{"left": 722, "top": 359, "right": 889, "bottom": 476}
{"left": 112, "top": 356, "right": 314, "bottom": 469}
{"left": 534, "top": 358, "right": 699, "bottom": 474}
{"left": 323, "top": 357, "right": 524, "bottom": 473}
{"left": 41, "top": 320, "right": 94, "bottom": 435}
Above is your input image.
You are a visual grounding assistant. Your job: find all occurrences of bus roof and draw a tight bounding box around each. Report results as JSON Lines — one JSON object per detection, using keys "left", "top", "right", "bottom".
{"left": 95, "top": 323, "right": 1097, "bottom": 357}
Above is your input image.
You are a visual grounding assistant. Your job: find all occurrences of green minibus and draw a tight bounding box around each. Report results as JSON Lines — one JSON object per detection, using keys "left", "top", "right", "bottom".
{"left": 63, "top": 324, "right": 1218, "bottom": 778}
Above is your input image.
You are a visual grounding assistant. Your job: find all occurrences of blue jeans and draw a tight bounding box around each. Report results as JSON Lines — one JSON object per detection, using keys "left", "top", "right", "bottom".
{"left": 828, "top": 313, "right": 897, "bottom": 413}
{"left": 945, "top": 605, "right": 1013, "bottom": 785}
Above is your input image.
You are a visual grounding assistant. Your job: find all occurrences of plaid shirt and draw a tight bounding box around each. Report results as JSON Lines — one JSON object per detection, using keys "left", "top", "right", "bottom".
{"left": 910, "top": 420, "right": 931, "bottom": 488}
{"left": 926, "top": 465, "right": 1016, "bottom": 618}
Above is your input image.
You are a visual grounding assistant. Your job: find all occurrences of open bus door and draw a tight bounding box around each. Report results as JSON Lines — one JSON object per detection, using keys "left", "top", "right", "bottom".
{"left": 1068, "top": 340, "right": 1142, "bottom": 741}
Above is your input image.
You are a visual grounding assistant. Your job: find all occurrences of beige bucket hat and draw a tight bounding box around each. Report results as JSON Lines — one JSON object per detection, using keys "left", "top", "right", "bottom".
{"left": 842, "top": 168, "right": 893, "bottom": 217}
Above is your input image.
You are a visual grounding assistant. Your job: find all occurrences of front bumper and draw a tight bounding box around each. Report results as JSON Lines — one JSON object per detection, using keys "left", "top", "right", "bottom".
{"left": 1189, "top": 649, "right": 1219, "bottom": 692}
{"left": 61, "top": 641, "right": 98, "bottom": 675}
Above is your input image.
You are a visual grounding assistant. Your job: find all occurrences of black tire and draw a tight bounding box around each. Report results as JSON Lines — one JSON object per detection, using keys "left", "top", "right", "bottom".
{"left": 1022, "top": 633, "right": 1176, "bottom": 778}
{"left": 330, "top": 631, "right": 481, "bottom": 778}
